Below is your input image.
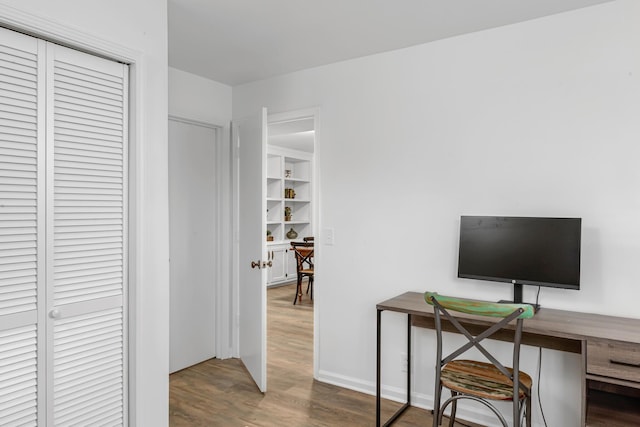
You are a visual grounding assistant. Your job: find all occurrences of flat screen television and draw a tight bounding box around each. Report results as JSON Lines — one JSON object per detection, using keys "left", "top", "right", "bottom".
{"left": 457, "top": 216, "right": 581, "bottom": 307}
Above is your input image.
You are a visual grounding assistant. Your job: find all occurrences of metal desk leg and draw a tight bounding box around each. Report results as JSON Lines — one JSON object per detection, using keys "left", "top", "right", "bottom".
{"left": 377, "top": 310, "right": 412, "bottom": 426}
{"left": 376, "top": 308, "right": 382, "bottom": 427}
{"left": 407, "top": 313, "right": 411, "bottom": 405}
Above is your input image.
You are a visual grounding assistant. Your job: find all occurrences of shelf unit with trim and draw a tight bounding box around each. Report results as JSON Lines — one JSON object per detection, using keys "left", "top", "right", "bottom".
{"left": 266, "top": 145, "right": 313, "bottom": 286}
{"left": 266, "top": 145, "right": 313, "bottom": 244}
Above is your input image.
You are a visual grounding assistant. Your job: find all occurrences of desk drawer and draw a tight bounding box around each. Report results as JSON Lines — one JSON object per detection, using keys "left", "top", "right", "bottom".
{"left": 587, "top": 339, "right": 640, "bottom": 383}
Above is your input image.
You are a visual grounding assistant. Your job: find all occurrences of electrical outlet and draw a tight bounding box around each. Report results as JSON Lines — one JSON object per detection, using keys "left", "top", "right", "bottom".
{"left": 400, "top": 352, "right": 408, "bottom": 372}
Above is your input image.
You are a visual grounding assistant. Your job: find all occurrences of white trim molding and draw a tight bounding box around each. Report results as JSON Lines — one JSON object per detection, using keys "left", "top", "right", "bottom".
{"left": 0, "top": 3, "right": 142, "bottom": 63}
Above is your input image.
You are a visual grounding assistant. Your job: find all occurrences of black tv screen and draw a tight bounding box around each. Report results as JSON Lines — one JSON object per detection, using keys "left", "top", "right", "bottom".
{"left": 458, "top": 216, "right": 581, "bottom": 290}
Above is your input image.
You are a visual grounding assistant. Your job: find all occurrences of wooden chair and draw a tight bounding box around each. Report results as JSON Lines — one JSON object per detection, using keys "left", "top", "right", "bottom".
{"left": 290, "top": 242, "right": 314, "bottom": 305}
{"left": 424, "top": 292, "right": 535, "bottom": 427}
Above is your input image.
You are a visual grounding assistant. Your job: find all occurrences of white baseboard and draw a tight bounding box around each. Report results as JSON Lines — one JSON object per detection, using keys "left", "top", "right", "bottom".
{"left": 316, "top": 369, "right": 534, "bottom": 427}
{"left": 317, "top": 369, "right": 423, "bottom": 404}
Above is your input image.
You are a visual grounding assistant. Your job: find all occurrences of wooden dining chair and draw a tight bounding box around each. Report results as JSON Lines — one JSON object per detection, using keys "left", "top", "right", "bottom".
{"left": 424, "top": 292, "right": 535, "bottom": 427}
{"left": 290, "top": 242, "right": 314, "bottom": 305}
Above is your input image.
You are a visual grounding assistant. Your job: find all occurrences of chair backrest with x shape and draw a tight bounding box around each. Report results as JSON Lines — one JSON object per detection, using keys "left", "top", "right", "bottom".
{"left": 424, "top": 292, "right": 535, "bottom": 396}
{"left": 290, "top": 241, "right": 314, "bottom": 272}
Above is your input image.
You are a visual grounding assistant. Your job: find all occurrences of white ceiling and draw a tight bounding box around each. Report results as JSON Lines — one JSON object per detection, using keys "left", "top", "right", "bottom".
{"left": 168, "top": 0, "right": 612, "bottom": 86}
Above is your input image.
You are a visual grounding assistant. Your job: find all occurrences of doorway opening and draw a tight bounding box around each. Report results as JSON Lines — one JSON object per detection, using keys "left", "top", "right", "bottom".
{"left": 266, "top": 113, "right": 317, "bottom": 388}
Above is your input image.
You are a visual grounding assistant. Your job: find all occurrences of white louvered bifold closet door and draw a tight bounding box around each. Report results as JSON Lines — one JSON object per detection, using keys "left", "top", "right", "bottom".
{"left": 0, "top": 26, "right": 128, "bottom": 426}
{"left": 0, "top": 28, "right": 45, "bottom": 427}
{"left": 47, "top": 44, "right": 128, "bottom": 426}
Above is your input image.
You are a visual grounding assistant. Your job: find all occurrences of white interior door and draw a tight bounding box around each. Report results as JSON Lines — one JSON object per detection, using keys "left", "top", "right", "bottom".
{"left": 0, "top": 27, "right": 45, "bottom": 426}
{"left": 235, "top": 108, "right": 267, "bottom": 392}
{"left": 0, "top": 27, "right": 128, "bottom": 426}
{"left": 168, "top": 118, "right": 216, "bottom": 373}
{"left": 47, "top": 42, "right": 128, "bottom": 426}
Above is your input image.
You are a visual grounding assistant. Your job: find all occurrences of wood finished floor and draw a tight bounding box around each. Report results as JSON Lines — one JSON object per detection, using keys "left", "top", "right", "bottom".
{"left": 169, "top": 283, "right": 471, "bottom": 426}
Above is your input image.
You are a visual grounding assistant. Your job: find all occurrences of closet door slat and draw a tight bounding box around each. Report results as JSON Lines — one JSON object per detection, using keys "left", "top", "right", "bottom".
{"left": 49, "top": 43, "right": 128, "bottom": 427}
{"left": 52, "top": 308, "right": 124, "bottom": 426}
{"left": 0, "top": 27, "right": 43, "bottom": 427}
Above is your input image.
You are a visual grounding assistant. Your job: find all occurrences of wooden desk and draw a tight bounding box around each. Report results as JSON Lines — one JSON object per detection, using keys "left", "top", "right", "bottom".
{"left": 376, "top": 292, "right": 640, "bottom": 427}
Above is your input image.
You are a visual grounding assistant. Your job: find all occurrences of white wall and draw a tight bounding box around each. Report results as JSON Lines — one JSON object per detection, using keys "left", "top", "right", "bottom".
{"left": 233, "top": 1, "right": 640, "bottom": 425}
{"left": 0, "top": 1, "right": 170, "bottom": 425}
{"left": 169, "top": 67, "right": 232, "bottom": 125}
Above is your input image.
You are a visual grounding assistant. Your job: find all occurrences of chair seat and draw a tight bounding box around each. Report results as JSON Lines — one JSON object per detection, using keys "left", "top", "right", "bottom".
{"left": 300, "top": 268, "right": 313, "bottom": 275}
{"left": 441, "top": 360, "right": 532, "bottom": 401}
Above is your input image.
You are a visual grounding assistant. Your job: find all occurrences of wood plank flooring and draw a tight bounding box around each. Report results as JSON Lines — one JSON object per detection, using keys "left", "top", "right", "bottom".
{"left": 169, "top": 283, "right": 470, "bottom": 426}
